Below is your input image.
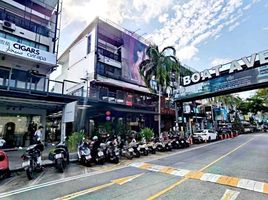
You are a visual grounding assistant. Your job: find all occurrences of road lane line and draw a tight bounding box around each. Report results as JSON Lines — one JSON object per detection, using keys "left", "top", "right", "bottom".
{"left": 145, "top": 137, "right": 257, "bottom": 199}
{"left": 0, "top": 165, "right": 128, "bottom": 199}
{"left": 54, "top": 173, "right": 144, "bottom": 200}
{"left": 198, "top": 138, "right": 254, "bottom": 171}
{"left": 55, "top": 182, "right": 114, "bottom": 200}
{"left": 146, "top": 177, "right": 189, "bottom": 200}
{"left": 220, "top": 189, "right": 240, "bottom": 200}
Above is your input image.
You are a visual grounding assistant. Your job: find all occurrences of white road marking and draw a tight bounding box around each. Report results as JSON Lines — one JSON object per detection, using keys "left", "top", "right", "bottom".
{"left": 253, "top": 181, "right": 264, "bottom": 193}
{"left": 170, "top": 169, "right": 190, "bottom": 177}
{"left": 220, "top": 189, "right": 240, "bottom": 200}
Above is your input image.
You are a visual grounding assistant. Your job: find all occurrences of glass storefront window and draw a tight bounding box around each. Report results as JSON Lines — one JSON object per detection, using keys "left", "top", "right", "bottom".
{"left": 0, "top": 114, "right": 41, "bottom": 147}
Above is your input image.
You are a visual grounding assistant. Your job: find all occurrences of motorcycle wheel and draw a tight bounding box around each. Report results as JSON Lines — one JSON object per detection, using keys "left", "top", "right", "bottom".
{"left": 144, "top": 150, "right": 149, "bottom": 156}
{"left": 26, "top": 167, "right": 34, "bottom": 180}
{"left": 99, "top": 159, "right": 105, "bottom": 165}
{"left": 126, "top": 153, "right": 133, "bottom": 160}
{"left": 86, "top": 161, "right": 91, "bottom": 167}
{"left": 135, "top": 151, "right": 141, "bottom": 158}
{"left": 56, "top": 159, "right": 64, "bottom": 173}
{"left": 114, "top": 157, "right": 119, "bottom": 164}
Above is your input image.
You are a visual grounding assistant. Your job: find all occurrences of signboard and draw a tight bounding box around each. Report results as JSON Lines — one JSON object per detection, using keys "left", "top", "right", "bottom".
{"left": 63, "top": 101, "right": 77, "bottom": 123}
{"left": 0, "top": 38, "right": 56, "bottom": 65}
{"left": 175, "top": 50, "right": 268, "bottom": 101}
{"left": 182, "top": 50, "right": 268, "bottom": 86}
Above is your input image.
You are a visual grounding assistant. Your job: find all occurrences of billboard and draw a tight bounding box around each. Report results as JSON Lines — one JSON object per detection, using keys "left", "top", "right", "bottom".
{"left": 175, "top": 64, "right": 268, "bottom": 100}
{"left": 97, "top": 20, "right": 148, "bottom": 86}
{"left": 121, "top": 33, "right": 147, "bottom": 86}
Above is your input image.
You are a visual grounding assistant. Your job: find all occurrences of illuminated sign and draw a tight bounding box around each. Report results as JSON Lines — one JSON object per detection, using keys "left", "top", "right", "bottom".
{"left": 182, "top": 50, "right": 268, "bottom": 86}
{"left": 0, "top": 38, "right": 56, "bottom": 65}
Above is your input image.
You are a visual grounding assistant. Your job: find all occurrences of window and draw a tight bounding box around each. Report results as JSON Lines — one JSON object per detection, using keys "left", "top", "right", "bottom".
{"left": 87, "top": 35, "right": 91, "bottom": 54}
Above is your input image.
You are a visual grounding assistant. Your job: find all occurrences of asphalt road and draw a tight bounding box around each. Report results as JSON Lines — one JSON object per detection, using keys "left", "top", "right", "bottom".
{"left": 1, "top": 133, "right": 268, "bottom": 200}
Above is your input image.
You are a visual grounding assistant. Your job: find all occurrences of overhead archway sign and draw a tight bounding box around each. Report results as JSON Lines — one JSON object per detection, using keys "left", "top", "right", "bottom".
{"left": 175, "top": 49, "right": 268, "bottom": 101}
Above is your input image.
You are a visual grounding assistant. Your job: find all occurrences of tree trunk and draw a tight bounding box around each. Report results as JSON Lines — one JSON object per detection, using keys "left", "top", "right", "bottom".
{"left": 158, "top": 86, "right": 161, "bottom": 136}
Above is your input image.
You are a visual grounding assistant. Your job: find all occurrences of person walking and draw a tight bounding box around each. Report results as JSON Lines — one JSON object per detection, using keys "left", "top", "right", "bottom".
{"left": 34, "top": 126, "right": 43, "bottom": 143}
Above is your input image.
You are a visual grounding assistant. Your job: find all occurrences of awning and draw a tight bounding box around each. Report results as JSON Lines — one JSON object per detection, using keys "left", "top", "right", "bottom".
{"left": 109, "top": 106, "right": 158, "bottom": 115}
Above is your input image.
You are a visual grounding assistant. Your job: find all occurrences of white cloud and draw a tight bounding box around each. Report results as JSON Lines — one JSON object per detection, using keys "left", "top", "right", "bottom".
{"left": 177, "top": 46, "right": 199, "bottom": 61}
{"left": 211, "top": 58, "right": 231, "bottom": 66}
{"left": 228, "top": 21, "right": 240, "bottom": 31}
{"left": 60, "top": 0, "right": 260, "bottom": 62}
{"left": 61, "top": 0, "right": 125, "bottom": 30}
{"left": 147, "top": 0, "right": 248, "bottom": 61}
{"left": 158, "top": 13, "right": 169, "bottom": 23}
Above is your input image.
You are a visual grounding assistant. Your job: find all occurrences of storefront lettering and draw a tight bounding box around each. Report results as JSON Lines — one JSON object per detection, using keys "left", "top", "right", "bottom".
{"left": 182, "top": 50, "right": 268, "bottom": 86}
{"left": 0, "top": 38, "right": 56, "bottom": 65}
{"left": 13, "top": 43, "right": 40, "bottom": 55}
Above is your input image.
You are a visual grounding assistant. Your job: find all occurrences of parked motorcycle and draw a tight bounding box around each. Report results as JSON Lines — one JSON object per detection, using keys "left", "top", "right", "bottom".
{"left": 154, "top": 138, "right": 165, "bottom": 152}
{"left": 138, "top": 142, "right": 149, "bottom": 156}
{"left": 0, "top": 150, "right": 10, "bottom": 179}
{"left": 21, "top": 142, "right": 44, "bottom": 180}
{"left": 77, "top": 140, "right": 92, "bottom": 166}
{"left": 120, "top": 144, "right": 134, "bottom": 159}
{"left": 129, "top": 141, "right": 141, "bottom": 158}
{"left": 147, "top": 141, "right": 156, "bottom": 154}
{"left": 94, "top": 143, "right": 106, "bottom": 165}
{"left": 105, "top": 141, "right": 120, "bottom": 164}
{"left": 163, "top": 140, "right": 172, "bottom": 151}
{"left": 49, "top": 140, "right": 69, "bottom": 173}
{"left": 171, "top": 138, "right": 181, "bottom": 149}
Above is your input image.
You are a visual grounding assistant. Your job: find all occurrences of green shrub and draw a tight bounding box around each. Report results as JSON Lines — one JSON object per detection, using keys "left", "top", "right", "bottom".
{"left": 67, "top": 132, "right": 85, "bottom": 152}
{"left": 140, "top": 128, "right": 154, "bottom": 142}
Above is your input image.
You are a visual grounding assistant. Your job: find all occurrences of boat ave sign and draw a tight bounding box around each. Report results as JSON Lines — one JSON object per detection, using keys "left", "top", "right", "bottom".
{"left": 0, "top": 37, "right": 56, "bottom": 65}
{"left": 182, "top": 50, "right": 268, "bottom": 86}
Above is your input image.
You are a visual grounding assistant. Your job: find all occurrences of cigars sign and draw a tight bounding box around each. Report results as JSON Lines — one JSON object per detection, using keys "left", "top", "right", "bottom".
{"left": 182, "top": 50, "right": 268, "bottom": 86}
{"left": 0, "top": 38, "right": 56, "bottom": 65}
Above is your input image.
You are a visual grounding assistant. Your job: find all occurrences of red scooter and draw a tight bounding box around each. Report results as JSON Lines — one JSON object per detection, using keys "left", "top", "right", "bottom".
{"left": 0, "top": 150, "right": 10, "bottom": 179}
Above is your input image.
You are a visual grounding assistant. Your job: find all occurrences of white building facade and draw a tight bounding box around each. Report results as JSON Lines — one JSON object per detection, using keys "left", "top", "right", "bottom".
{"left": 0, "top": 0, "right": 62, "bottom": 148}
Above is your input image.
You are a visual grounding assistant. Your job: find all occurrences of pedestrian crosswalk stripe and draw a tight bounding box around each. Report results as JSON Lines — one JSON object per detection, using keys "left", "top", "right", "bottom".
{"left": 129, "top": 162, "right": 268, "bottom": 195}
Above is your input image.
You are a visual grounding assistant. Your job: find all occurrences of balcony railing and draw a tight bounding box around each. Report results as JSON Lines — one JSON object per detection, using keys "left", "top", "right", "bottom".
{"left": 0, "top": 75, "right": 158, "bottom": 109}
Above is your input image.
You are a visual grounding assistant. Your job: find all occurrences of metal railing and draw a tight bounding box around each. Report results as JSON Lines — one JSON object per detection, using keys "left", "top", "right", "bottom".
{"left": 0, "top": 75, "right": 158, "bottom": 109}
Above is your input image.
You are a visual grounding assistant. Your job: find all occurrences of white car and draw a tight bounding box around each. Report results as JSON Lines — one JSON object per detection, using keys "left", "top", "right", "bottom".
{"left": 0, "top": 138, "right": 6, "bottom": 148}
{"left": 193, "top": 129, "right": 217, "bottom": 143}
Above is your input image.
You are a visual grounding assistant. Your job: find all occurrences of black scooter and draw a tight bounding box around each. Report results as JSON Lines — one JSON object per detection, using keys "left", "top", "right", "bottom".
{"left": 78, "top": 141, "right": 92, "bottom": 166}
{"left": 22, "top": 142, "right": 44, "bottom": 180}
{"left": 49, "top": 139, "right": 69, "bottom": 173}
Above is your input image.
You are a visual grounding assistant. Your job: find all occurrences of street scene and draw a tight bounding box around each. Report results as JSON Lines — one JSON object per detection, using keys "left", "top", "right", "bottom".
{"left": 1, "top": 0, "right": 268, "bottom": 199}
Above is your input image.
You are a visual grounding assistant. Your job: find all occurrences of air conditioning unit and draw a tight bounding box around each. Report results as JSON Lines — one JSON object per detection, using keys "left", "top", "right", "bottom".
{"left": 2, "top": 21, "right": 16, "bottom": 32}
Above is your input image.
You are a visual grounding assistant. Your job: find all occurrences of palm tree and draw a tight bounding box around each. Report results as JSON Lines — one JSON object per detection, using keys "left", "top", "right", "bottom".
{"left": 139, "top": 45, "right": 180, "bottom": 135}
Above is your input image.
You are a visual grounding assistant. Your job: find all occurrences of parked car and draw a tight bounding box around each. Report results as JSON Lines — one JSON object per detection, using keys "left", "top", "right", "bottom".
{"left": 218, "top": 128, "right": 232, "bottom": 138}
{"left": 0, "top": 138, "right": 6, "bottom": 148}
{"left": 192, "top": 129, "right": 217, "bottom": 143}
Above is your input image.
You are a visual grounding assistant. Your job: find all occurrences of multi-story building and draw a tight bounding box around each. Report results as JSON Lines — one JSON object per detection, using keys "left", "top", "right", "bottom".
{"left": 57, "top": 17, "right": 194, "bottom": 137}
{"left": 0, "top": 0, "right": 63, "bottom": 147}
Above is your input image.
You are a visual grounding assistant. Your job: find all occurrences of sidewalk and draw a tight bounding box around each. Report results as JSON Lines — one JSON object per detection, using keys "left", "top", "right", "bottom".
{"left": 6, "top": 145, "right": 78, "bottom": 171}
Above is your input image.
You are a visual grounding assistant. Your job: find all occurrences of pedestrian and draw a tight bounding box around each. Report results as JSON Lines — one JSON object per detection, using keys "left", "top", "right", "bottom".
{"left": 34, "top": 126, "right": 43, "bottom": 143}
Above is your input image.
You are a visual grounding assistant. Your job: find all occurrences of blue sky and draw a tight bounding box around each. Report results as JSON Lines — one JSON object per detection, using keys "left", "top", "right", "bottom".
{"left": 56, "top": 0, "right": 268, "bottom": 98}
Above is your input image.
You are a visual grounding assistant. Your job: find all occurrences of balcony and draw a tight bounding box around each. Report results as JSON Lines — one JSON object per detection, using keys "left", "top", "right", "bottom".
{"left": 87, "top": 86, "right": 157, "bottom": 109}
{"left": 0, "top": 69, "right": 157, "bottom": 110}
